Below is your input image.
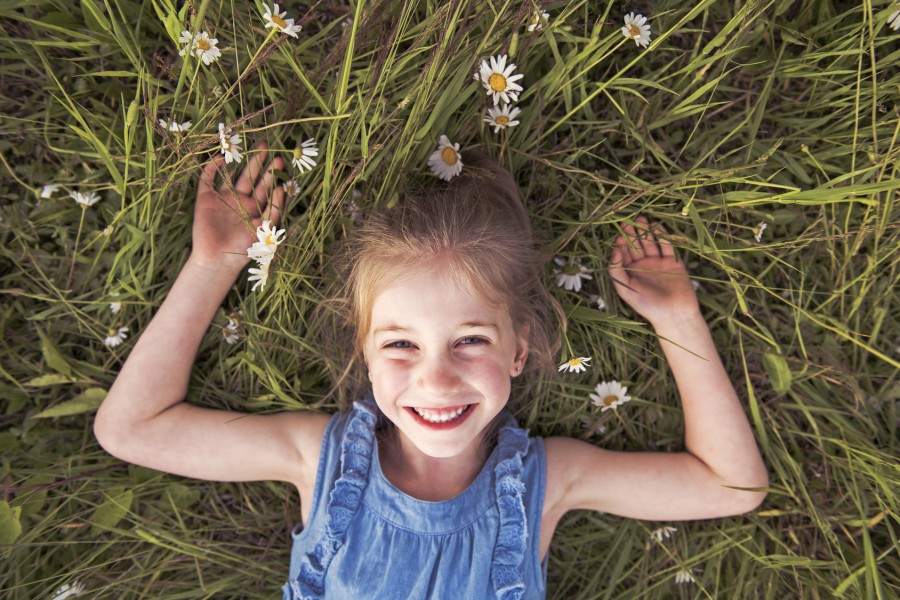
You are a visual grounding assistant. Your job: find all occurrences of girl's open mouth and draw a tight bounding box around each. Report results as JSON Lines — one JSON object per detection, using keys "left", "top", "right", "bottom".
{"left": 405, "top": 404, "right": 475, "bottom": 430}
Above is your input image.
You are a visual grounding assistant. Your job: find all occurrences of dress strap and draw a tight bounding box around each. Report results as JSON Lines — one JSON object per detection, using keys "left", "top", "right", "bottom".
{"left": 490, "top": 416, "right": 530, "bottom": 600}
{"left": 289, "top": 398, "right": 378, "bottom": 600}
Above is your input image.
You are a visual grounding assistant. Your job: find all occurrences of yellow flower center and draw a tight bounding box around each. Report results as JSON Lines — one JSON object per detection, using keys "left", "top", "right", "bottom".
{"left": 495, "top": 115, "right": 510, "bottom": 126}
{"left": 567, "top": 358, "right": 583, "bottom": 367}
{"left": 196, "top": 38, "right": 210, "bottom": 51}
{"left": 603, "top": 395, "right": 619, "bottom": 407}
{"left": 627, "top": 24, "right": 641, "bottom": 38}
{"left": 272, "top": 15, "right": 288, "bottom": 29}
{"left": 222, "top": 139, "right": 232, "bottom": 151}
{"left": 488, "top": 73, "right": 507, "bottom": 92}
{"left": 441, "top": 147, "right": 458, "bottom": 165}
{"left": 265, "top": 234, "right": 276, "bottom": 245}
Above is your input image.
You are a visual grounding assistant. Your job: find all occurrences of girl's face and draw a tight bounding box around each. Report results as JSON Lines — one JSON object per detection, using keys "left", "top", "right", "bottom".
{"left": 363, "top": 268, "right": 528, "bottom": 460}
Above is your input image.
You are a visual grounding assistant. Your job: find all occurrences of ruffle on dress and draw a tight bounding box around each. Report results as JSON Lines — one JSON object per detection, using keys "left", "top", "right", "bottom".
{"left": 490, "top": 420, "right": 529, "bottom": 600}
{"left": 284, "top": 398, "right": 529, "bottom": 600}
{"left": 288, "top": 399, "right": 377, "bottom": 600}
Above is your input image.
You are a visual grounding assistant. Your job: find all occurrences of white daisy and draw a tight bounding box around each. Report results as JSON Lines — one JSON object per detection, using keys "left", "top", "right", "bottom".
{"left": 754, "top": 221, "right": 767, "bottom": 243}
{"left": 109, "top": 294, "right": 122, "bottom": 314}
{"left": 590, "top": 380, "right": 632, "bottom": 412}
{"left": 558, "top": 356, "right": 591, "bottom": 373}
{"left": 554, "top": 257, "right": 592, "bottom": 292}
{"left": 104, "top": 327, "right": 129, "bottom": 348}
{"left": 674, "top": 569, "right": 695, "bottom": 585}
{"left": 158, "top": 118, "right": 192, "bottom": 133}
{"left": 527, "top": 9, "right": 550, "bottom": 32}
{"left": 218, "top": 123, "right": 243, "bottom": 164}
{"left": 223, "top": 315, "right": 241, "bottom": 344}
{"left": 70, "top": 191, "right": 101, "bottom": 207}
{"left": 248, "top": 261, "right": 271, "bottom": 292}
{"left": 263, "top": 3, "right": 302, "bottom": 38}
{"left": 282, "top": 179, "right": 300, "bottom": 198}
{"left": 889, "top": 9, "right": 900, "bottom": 30}
{"left": 177, "top": 30, "right": 193, "bottom": 56}
{"left": 649, "top": 526, "right": 677, "bottom": 543}
{"left": 427, "top": 135, "right": 463, "bottom": 181}
{"left": 40, "top": 184, "right": 60, "bottom": 199}
{"left": 292, "top": 138, "right": 318, "bottom": 173}
{"left": 474, "top": 54, "right": 524, "bottom": 104}
{"left": 50, "top": 581, "right": 85, "bottom": 600}
{"left": 621, "top": 13, "right": 652, "bottom": 48}
{"left": 189, "top": 31, "right": 222, "bottom": 65}
{"left": 589, "top": 294, "right": 606, "bottom": 311}
{"left": 484, "top": 103, "right": 522, "bottom": 133}
{"left": 247, "top": 220, "right": 286, "bottom": 262}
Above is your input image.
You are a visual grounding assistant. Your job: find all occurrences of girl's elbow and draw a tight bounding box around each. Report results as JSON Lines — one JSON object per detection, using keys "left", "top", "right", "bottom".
{"left": 93, "top": 402, "right": 135, "bottom": 462}
{"left": 724, "top": 473, "right": 769, "bottom": 516}
{"left": 93, "top": 410, "right": 122, "bottom": 458}
{"left": 733, "top": 489, "right": 767, "bottom": 515}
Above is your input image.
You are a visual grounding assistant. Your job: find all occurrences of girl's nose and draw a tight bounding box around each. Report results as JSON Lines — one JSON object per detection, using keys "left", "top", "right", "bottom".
{"left": 417, "top": 354, "right": 461, "bottom": 395}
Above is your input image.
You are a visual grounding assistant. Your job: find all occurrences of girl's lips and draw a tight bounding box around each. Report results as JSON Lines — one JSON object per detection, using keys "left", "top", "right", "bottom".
{"left": 404, "top": 404, "right": 476, "bottom": 430}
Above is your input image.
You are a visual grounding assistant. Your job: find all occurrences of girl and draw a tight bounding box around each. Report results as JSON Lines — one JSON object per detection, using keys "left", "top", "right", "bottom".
{"left": 94, "top": 146, "right": 768, "bottom": 599}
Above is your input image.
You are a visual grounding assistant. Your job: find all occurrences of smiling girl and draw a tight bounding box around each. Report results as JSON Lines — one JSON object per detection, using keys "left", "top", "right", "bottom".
{"left": 94, "top": 147, "right": 768, "bottom": 599}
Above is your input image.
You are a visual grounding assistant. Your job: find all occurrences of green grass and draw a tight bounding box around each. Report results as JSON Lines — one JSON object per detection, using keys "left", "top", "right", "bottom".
{"left": 1, "top": 0, "right": 898, "bottom": 598}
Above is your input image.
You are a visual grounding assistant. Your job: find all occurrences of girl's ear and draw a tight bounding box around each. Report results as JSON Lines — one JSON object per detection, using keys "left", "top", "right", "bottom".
{"left": 511, "top": 323, "right": 530, "bottom": 376}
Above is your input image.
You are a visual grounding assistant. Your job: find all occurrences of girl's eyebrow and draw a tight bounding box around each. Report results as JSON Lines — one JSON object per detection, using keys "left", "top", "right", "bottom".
{"left": 459, "top": 321, "right": 499, "bottom": 331}
{"left": 372, "top": 324, "right": 409, "bottom": 335}
{"left": 372, "top": 322, "right": 498, "bottom": 335}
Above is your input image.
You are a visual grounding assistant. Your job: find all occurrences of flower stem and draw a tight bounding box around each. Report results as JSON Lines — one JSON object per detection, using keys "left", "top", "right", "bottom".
{"left": 67, "top": 207, "right": 87, "bottom": 288}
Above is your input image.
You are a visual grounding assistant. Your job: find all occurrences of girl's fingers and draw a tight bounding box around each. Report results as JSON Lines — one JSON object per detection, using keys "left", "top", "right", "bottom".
{"left": 652, "top": 222, "right": 676, "bottom": 258}
{"left": 200, "top": 155, "right": 226, "bottom": 193}
{"left": 262, "top": 185, "right": 285, "bottom": 225}
{"left": 235, "top": 143, "right": 269, "bottom": 195}
{"left": 635, "top": 216, "right": 660, "bottom": 258}
{"left": 621, "top": 224, "right": 644, "bottom": 262}
{"left": 608, "top": 247, "right": 629, "bottom": 288}
{"left": 255, "top": 156, "right": 284, "bottom": 202}
{"left": 613, "top": 235, "right": 633, "bottom": 265}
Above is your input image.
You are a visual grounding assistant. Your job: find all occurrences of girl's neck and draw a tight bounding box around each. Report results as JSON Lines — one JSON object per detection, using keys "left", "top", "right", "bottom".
{"left": 378, "top": 432, "right": 491, "bottom": 502}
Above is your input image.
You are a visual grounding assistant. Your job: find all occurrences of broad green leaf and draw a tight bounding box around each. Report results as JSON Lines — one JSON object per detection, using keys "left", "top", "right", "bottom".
{"left": 35, "top": 326, "right": 72, "bottom": 376}
{"left": 24, "top": 374, "right": 74, "bottom": 387}
{"left": 91, "top": 489, "right": 133, "bottom": 535}
{"left": 81, "top": 0, "right": 111, "bottom": 33}
{"left": 762, "top": 352, "right": 792, "bottom": 394}
{"left": 165, "top": 483, "right": 200, "bottom": 510}
{"left": 32, "top": 388, "right": 107, "bottom": 419}
{"left": 0, "top": 501, "right": 22, "bottom": 544}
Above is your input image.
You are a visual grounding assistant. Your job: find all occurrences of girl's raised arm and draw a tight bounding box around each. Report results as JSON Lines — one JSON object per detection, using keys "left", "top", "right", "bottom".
{"left": 544, "top": 217, "right": 768, "bottom": 525}
{"left": 93, "top": 147, "right": 330, "bottom": 494}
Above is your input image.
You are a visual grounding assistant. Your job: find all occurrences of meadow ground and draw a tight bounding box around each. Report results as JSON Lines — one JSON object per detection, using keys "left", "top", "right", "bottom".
{"left": 1, "top": 0, "right": 898, "bottom": 598}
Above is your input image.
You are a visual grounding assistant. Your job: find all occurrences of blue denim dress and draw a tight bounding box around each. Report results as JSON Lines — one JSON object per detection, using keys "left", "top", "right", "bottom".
{"left": 282, "top": 397, "right": 548, "bottom": 599}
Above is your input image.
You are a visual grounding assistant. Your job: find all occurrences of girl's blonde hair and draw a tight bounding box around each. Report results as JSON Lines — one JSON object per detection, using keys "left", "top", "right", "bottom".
{"left": 326, "top": 150, "right": 562, "bottom": 410}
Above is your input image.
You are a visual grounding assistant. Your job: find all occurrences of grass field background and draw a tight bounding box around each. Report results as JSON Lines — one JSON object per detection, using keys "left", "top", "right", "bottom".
{"left": 1, "top": 0, "right": 898, "bottom": 598}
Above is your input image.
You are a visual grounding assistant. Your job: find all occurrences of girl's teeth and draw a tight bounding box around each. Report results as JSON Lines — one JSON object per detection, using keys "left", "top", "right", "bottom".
{"left": 414, "top": 406, "right": 467, "bottom": 423}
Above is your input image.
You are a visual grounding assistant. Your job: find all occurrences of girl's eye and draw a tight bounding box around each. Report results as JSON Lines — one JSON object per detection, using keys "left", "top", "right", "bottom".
{"left": 385, "top": 341, "right": 414, "bottom": 349}
{"left": 458, "top": 336, "right": 486, "bottom": 346}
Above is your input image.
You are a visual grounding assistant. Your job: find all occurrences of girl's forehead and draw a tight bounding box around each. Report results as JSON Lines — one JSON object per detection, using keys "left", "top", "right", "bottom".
{"left": 367, "top": 269, "right": 513, "bottom": 330}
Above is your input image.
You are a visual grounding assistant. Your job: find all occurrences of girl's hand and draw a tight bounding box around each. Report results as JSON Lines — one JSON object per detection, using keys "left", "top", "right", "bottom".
{"left": 608, "top": 216, "right": 700, "bottom": 325}
{"left": 190, "top": 144, "right": 285, "bottom": 273}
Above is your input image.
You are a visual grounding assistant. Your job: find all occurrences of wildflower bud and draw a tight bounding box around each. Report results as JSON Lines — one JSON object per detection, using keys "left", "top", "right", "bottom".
{"left": 509, "top": 33, "right": 519, "bottom": 57}
{"left": 126, "top": 101, "right": 139, "bottom": 128}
